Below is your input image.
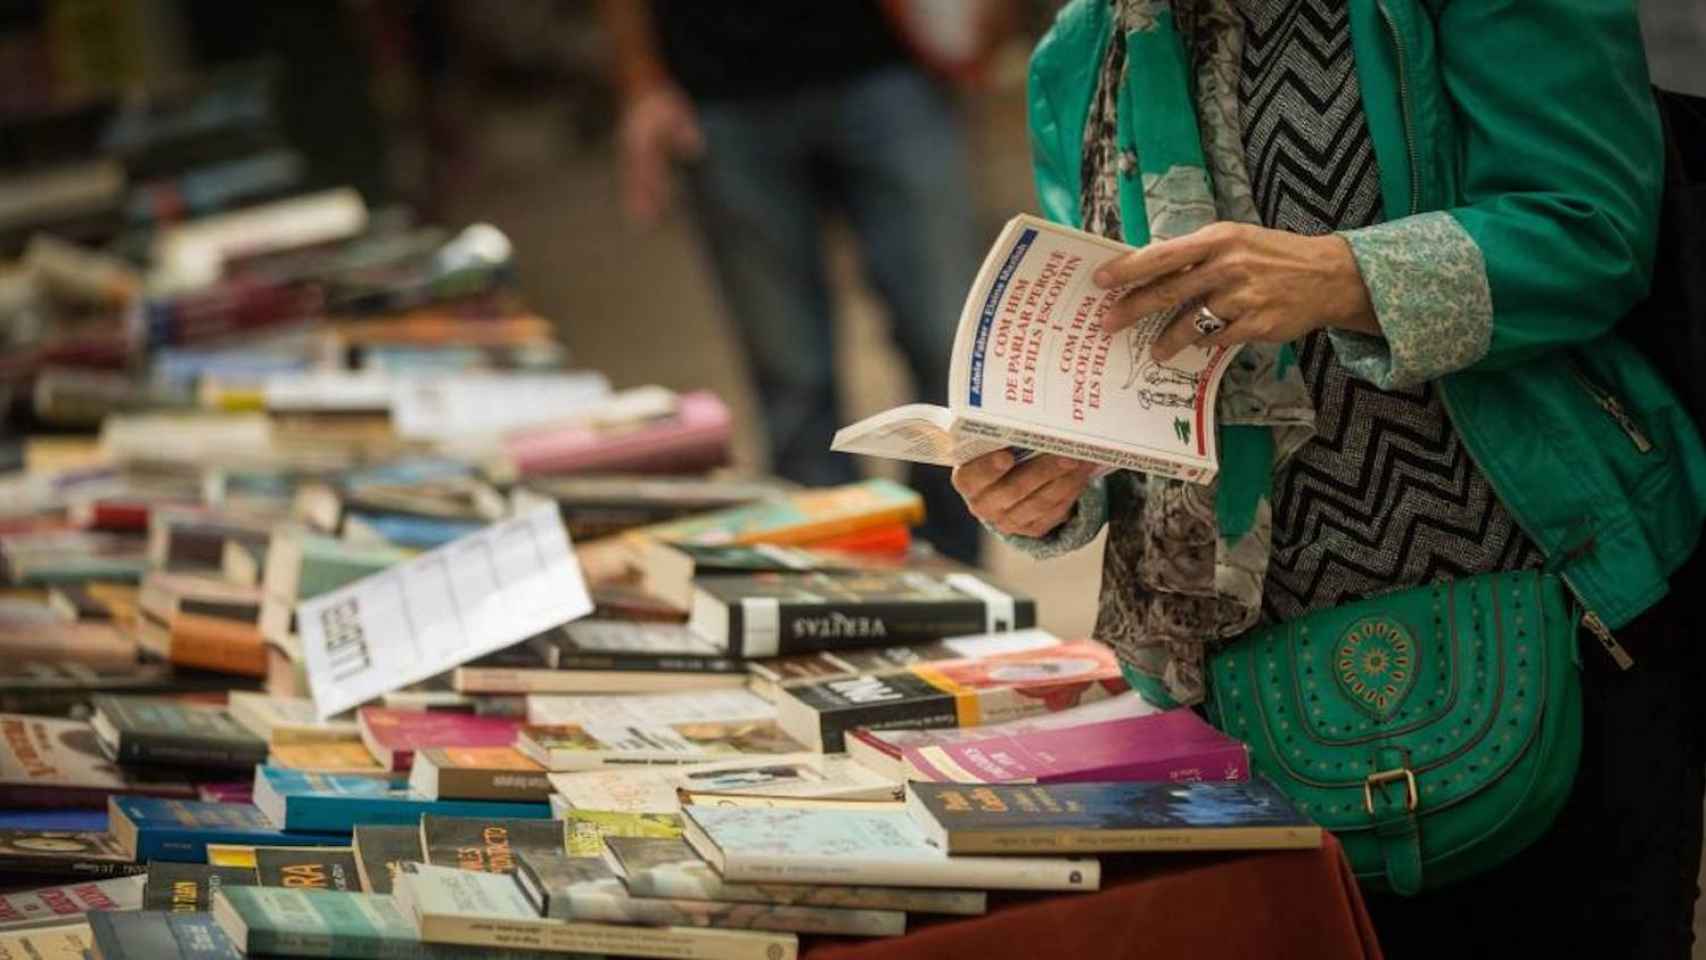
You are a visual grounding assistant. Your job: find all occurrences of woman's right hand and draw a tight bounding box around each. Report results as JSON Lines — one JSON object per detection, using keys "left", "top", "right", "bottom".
{"left": 951, "top": 451, "right": 1099, "bottom": 539}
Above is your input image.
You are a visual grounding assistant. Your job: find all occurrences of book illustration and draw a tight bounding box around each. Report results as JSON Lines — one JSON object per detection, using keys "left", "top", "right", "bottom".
{"left": 420, "top": 816, "right": 565, "bottom": 874}
{"left": 0, "top": 875, "right": 146, "bottom": 928}
{"left": 0, "top": 714, "right": 196, "bottom": 805}
{"left": 565, "top": 810, "right": 682, "bottom": 857}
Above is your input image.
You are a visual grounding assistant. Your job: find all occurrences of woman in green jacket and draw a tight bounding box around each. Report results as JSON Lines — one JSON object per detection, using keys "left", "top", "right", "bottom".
{"left": 954, "top": 0, "right": 1706, "bottom": 955}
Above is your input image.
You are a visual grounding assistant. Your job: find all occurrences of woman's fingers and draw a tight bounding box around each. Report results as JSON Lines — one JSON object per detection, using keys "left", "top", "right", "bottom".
{"left": 1092, "top": 223, "right": 1237, "bottom": 290}
{"left": 995, "top": 463, "right": 1097, "bottom": 537}
{"left": 965, "top": 456, "right": 1083, "bottom": 522}
{"left": 951, "top": 449, "right": 1016, "bottom": 500}
{"left": 1101, "top": 260, "right": 1225, "bottom": 333}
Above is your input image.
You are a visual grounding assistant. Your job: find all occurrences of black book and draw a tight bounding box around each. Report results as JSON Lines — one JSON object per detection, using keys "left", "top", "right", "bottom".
{"left": 90, "top": 695, "right": 269, "bottom": 770}
{"left": 418, "top": 815, "right": 565, "bottom": 875}
{"left": 87, "top": 909, "right": 242, "bottom": 960}
{"left": 351, "top": 824, "right": 420, "bottom": 895}
{"left": 526, "top": 621, "right": 747, "bottom": 674}
{"left": 142, "top": 861, "right": 258, "bottom": 911}
{"left": 0, "top": 829, "right": 147, "bottom": 883}
{"left": 519, "top": 475, "right": 791, "bottom": 540}
{"left": 253, "top": 845, "right": 360, "bottom": 891}
{"left": 687, "top": 570, "right": 1036, "bottom": 658}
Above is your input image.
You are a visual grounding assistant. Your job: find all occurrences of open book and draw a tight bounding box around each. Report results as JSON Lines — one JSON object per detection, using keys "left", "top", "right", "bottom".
{"left": 832, "top": 214, "right": 1240, "bottom": 483}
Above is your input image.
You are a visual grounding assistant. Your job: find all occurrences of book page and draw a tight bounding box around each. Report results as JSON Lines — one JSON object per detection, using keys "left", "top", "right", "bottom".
{"left": 830, "top": 404, "right": 1005, "bottom": 467}
{"left": 298, "top": 503, "right": 593, "bottom": 718}
{"left": 949, "top": 215, "right": 1239, "bottom": 480}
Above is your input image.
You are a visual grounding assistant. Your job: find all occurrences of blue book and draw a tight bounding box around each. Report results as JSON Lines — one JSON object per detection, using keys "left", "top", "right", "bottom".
{"left": 0, "top": 809, "right": 107, "bottom": 831}
{"left": 88, "top": 909, "right": 242, "bottom": 959}
{"left": 341, "top": 512, "right": 486, "bottom": 549}
{"left": 251, "top": 766, "right": 551, "bottom": 833}
{"left": 108, "top": 797, "right": 345, "bottom": 863}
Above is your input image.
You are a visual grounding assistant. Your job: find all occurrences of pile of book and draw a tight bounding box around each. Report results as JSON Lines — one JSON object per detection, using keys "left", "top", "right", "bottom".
{"left": 0, "top": 153, "right": 1324, "bottom": 960}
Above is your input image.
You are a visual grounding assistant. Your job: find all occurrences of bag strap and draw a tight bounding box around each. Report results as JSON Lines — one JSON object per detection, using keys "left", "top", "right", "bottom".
{"left": 1367, "top": 744, "right": 1424, "bottom": 895}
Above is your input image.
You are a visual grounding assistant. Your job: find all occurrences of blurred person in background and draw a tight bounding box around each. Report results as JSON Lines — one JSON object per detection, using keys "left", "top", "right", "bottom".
{"left": 597, "top": 0, "right": 990, "bottom": 563}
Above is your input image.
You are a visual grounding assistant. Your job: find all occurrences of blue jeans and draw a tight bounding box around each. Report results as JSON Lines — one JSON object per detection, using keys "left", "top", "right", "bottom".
{"left": 686, "top": 65, "right": 983, "bottom": 562}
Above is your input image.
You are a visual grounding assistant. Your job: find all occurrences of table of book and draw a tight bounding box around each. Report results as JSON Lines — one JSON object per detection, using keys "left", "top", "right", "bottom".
{"left": 802, "top": 834, "right": 1380, "bottom": 960}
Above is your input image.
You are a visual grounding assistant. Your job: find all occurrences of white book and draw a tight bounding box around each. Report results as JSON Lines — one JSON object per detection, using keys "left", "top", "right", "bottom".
{"left": 0, "top": 875, "right": 145, "bottom": 930}
{"left": 226, "top": 691, "right": 359, "bottom": 745}
{"left": 832, "top": 213, "right": 1242, "bottom": 483}
{"left": 389, "top": 373, "right": 614, "bottom": 440}
{"left": 548, "top": 752, "right": 899, "bottom": 815}
{"left": 298, "top": 503, "right": 593, "bottom": 719}
{"left": 526, "top": 688, "right": 774, "bottom": 727}
{"left": 681, "top": 805, "right": 1099, "bottom": 892}
{"left": 393, "top": 861, "right": 798, "bottom": 960}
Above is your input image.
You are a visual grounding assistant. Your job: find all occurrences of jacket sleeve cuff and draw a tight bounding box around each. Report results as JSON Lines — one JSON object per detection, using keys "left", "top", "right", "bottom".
{"left": 990, "top": 477, "right": 1108, "bottom": 560}
{"left": 1330, "top": 211, "right": 1494, "bottom": 389}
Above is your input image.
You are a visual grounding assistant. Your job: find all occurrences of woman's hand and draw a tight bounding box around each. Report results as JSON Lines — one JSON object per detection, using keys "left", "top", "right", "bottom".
{"left": 951, "top": 451, "right": 1098, "bottom": 539}
{"left": 1093, "top": 221, "right": 1380, "bottom": 363}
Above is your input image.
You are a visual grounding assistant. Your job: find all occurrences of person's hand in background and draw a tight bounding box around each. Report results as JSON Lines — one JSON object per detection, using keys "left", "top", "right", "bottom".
{"left": 617, "top": 82, "right": 703, "bottom": 225}
{"left": 951, "top": 451, "right": 1097, "bottom": 539}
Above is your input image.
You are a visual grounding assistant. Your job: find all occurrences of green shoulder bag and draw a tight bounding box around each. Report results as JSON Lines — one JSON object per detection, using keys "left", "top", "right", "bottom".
{"left": 1206, "top": 571, "right": 1582, "bottom": 895}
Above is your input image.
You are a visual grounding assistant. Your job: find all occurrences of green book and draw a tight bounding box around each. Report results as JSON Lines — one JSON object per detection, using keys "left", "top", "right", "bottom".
{"left": 253, "top": 846, "right": 360, "bottom": 892}
{"left": 212, "top": 886, "right": 540, "bottom": 959}
{"left": 89, "top": 695, "right": 268, "bottom": 770}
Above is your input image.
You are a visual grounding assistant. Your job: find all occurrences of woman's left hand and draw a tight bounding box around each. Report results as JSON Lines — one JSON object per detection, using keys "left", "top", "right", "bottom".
{"left": 1092, "top": 221, "right": 1381, "bottom": 362}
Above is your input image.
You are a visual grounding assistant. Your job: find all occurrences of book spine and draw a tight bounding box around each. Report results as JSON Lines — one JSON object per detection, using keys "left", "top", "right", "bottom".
{"left": 0, "top": 857, "right": 148, "bottom": 881}
{"left": 166, "top": 631, "right": 269, "bottom": 677}
{"left": 752, "top": 599, "right": 999, "bottom": 659}
{"left": 438, "top": 767, "right": 552, "bottom": 803}
{"left": 791, "top": 686, "right": 959, "bottom": 755}
{"left": 118, "top": 733, "right": 267, "bottom": 770}
{"left": 719, "top": 852, "right": 1096, "bottom": 893}
{"left": 941, "top": 824, "right": 1324, "bottom": 855}
{"left": 548, "top": 654, "right": 748, "bottom": 674}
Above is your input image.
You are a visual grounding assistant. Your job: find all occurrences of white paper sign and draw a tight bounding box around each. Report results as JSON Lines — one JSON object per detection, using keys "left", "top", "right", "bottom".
{"left": 299, "top": 503, "right": 593, "bottom": 719}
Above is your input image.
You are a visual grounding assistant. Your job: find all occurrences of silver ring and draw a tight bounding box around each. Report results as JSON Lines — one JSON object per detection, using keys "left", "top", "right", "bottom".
{"left": 1193, "top": 305, "right": 1227, "bottom": 338}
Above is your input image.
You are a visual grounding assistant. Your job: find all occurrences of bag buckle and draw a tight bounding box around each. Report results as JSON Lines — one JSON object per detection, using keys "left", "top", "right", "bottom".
{"left": 1363, "top": 767, "right": 1418, "bottom": 815}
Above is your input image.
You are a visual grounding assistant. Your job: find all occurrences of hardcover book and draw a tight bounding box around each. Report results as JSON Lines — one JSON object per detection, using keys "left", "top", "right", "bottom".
{"left": 355, "top": 708, "right": 524, "bottom": 772}
{"left": 689, "top": 570, "right": 1037, "bottom": 658}
{"left": 393, "top": 861, "right": 799, "bottom": 960}
{"left": 681, "top": 805, "right": 1100, "bottom": 891}
{"left": 142, "top": 863, "right": 257, "bottom": 912}
{"left": 845, "top": 691, "right": 1158, "bottom": 780}
{"left": 408, "top": 747, "right": 551, "bottom": 802}
{"left": 775, "top": 639, "right": 1129, "bottom": 752}
{"left": 0, "top": 829, "right": 143, "bottom": 882}
{"left": 250, "top": 766, "right": 552, "bottom": 833}
{"left": 605, "top": 836, "right": 986, "bottom": 915}
{"left": 0, "top": 874, "right": 145, "bottom": 929}
{"left": 514, "top": 849, "right": 904, "bottom": 936}
{"left": 107, "top": 797, "right": 346, "bottom": 864}
{"left": 548, "top": 753, "right": 899, "bottom": 815}
{"left": 746, "top": 628, "right": 1061, "bottom": 702}
{"left": 901, "top": 708, "right": 1250, "bottom": 785}
{"left": 350, "top": 825, "right": 419, "bottom": 896}
{"left": 905, "top": 780, "right": 1322, "bottom": 855}
{"left": 86, "top": 910, "right": 242, "bottom": 960}
{"left": 418, "top": 815, "right": 565, "bottom": 874}
{"left": 89, "top": 696, "right": 268, "bottom": 771}
{"left": 0, "top": 713, "right": 197, "bottom": 807}
{"left": 253, "top": 846, "right": 360, "bottom": 892}
{"left": 832, "top": 214, "right": 1240, "bottom": 482}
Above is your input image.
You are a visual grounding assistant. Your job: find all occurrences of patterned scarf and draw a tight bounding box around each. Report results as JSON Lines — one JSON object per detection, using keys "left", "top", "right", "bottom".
{"left": 1085, "top": 0, "right": 1315, "bottom": 706}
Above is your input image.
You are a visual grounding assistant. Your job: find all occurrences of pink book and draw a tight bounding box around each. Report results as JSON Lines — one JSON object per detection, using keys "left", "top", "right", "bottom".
{"left": 197, "top": 781, "right": 254, "bottom": 804}
{"left": 356, "top": 707, "right": 524, "bottom": 772}
{"left": 505, "top": 391, "right": 732, "bottom": 476}
{"left": 901, "top": 708, "right": 1249, "bottom": 785}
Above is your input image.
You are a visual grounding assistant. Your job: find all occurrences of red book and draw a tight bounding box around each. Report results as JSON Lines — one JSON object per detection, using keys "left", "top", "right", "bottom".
{"left": 356, "top": 708, "right": 524, "bottom": 772}
{"left": 806, "top": 522, "right": 912, "bottom": 556}
{"left": 901, "top": 708, "right": 1250, "bottom": 785}
{"left": 504, "top": 391, "right": 732, "bottom": 476}
{"left": 69, "top": 498, "right": 157, "bottom": 533}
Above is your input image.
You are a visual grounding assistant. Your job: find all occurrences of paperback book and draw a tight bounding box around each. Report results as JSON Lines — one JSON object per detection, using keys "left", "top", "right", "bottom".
{"left": 516, "top": 717, "right": 803, "bottom": 772}
{"left": 89, "top": 696, "right": 268, "bottom": 771}
{"left": 226, "top": 692, "right": 359, "bottom": 746}
{"left": 564, "top": 810, "right": 683, "bottom": 857}
{"left": 107, "top": 797, "right": 346, "bottom": 863}
{"left": 253, "top": 846, "right": 360, "bottom": 892}
{"left": 418, "top": 815, "right": 565, "bottom": 874}
{"left": 408, "top": 747, "right": 552, "bottom": 802}
{"left": 0, "top": 922, "right": 91, "bottom": 959}
{"left": 0, "top": 874, "right": 145, "bottom": 929}
{"left": 86, "top": 909, "right": 242, "bottom": 960}
{"left": 355, "top": 708, "right": 524, "bottom": 772}
{"left": 548, "top": 752, "right": 899, "bottom": 815}
{"left": 746, "top": 628, "right": 1061, "bottom": 702}
{"left": 350, "top": 825, "right": 419, "bottom": 896}
{"left": 0, "top": 829, "right": 143, "bottom": 882}
{"left": 904, "top": 780, "right": 1323, "bottom": 854}
{"left": 629, "top": 478, "right": 923, "bottom": 550}
{"left": 0, "top": 713, "right": 197, "bottom": 807}
{"left": 142, "top": 863, "right": 257, "bottom": 912}
{"left": 212, "top": 885, "right": 513, "bottom": 960}
{"left": 250, "top": 766, "right": 552, "bottom": 832}
{"left": 832, "top": 213, "right": 1240, "bottom": 482}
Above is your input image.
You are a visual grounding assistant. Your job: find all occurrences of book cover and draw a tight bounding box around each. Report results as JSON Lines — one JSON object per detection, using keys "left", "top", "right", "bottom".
{"left": 528, "top": 475, "right": 787, "bottom": 541}
{"left": 516, "top": 717, "right": 802, "bottom": 772}
{"left": 0, "top": 714, "right": 197, "bottom": 807}
{"left": 268, "top": 741, "right": 391, "bottom": 777}
{"left": 0, "top": 621, "right": 137, "bottom": 670}
{"left": 419, "top": 815, "right": 565, "bottom": 874}
{"left": 253, "top": 846, "right": 360, "bottom": 892}
{"left": 681, "top": 805, "right": 1099, "bottom": 891}
{"left": 224, "top": 692, "right": 359, "bottom": 746}
{"left": 356, "top": 709, "right": 524, "bottom": 772}
{"left": 393, "top": 861, "right": 799, "bottom": 960}
{"left": 515, "top": 849, "right": 904, "bottom": 936}
{"left": 0, "top": 874, "right": 146, "bottom": 929}
{"left": 0, "top": 922, "right": 92, "bottom": 959}
{"left": 844, "top": 690, "right": 1159, "bottom": 780}
{"left": 502, "top": 390, "right": 732, "bottom": 477}
{"left": 86, "top": 910, "right": 242, "bottom": 959}
{"left": 350, "top": 825, "right": 419, "bottom": 896}
{"left": 134, "top": 610, "right": 268, "bottom": 678}
{"left": 534, "top": 620, "right": 740, "bottom": 671}
{"left": 0, "top": 829, "right": 143, "bottom": 882}
{"left": 606, "top": 836, "right": 985, "bottom": 915}
{"left": 747, "top": 628, "right": 1061, "bottom": 702}
{"left": 690, "top": 570, "right": 1037, "bottom": 658}
{"left": 904, "top": 780, "right": 1323, "bottom": 855}
{"left": 633, "top": 478, "right": 921, "bottom": 550}
{"left": 526, "top": 687, "right": 775, "bottom": 726}
{"left": 902, "top": 708, "right": 1250, "bottom": 785}
{"left": 564, "top": 810, "right": 682, "bottom": 857}
{"left": 342, "top": 512, "right": 487, "bottom": 550}
{"left": 212, "top": 886, "right": 483, "bottom": 960}
{"left": 107, "top": 797, "right": 346, "bottom": 864}
{"left": 776, "top": 639, "right": 1128, "bottom": 752}
{"left": 89, "top": 696, "right": 268, "bottom": 770}
{"left": 142, "top": 863, "right": 257, "bottom": 912}
{"left": 206, "top": 845, "right": 258, "bottom": 869}
{"left": 548, "top": 753, "right": 899, "bottom": 816}
{"left": 408, "top": 747, "right": 551, "bottom": 802}
{"left": 250, "top": 766, "right": 552, "bottom": 833}
{"left": 198, "top": 782, "right": 255, "bottom": 805}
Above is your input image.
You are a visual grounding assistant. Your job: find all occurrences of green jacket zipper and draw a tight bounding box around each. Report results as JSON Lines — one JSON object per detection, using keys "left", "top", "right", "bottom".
{"left": 1377, "top": 1, "right": 1422, "bottom": 217}
{"left": 1570, "top": 363, "right": 1655, "bottom": 454}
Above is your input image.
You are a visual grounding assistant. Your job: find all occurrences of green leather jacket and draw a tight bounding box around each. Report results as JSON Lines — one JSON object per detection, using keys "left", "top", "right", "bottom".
{"left": 1025, "top": 0, "right": 1706, "bottom": 637}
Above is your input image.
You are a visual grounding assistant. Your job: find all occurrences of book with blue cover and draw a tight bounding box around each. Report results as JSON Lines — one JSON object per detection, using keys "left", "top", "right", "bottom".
{"left": 87, "top": 909, "right": 242, "bottom": 959}
{"left": 251, "top": 766, "right": 552, "bottom": 833}
{"left": 107, "top": 797, "right": 345, "bottom": 863}
{"left": 903, "top": 779, "right": 1323, "bottom": 854}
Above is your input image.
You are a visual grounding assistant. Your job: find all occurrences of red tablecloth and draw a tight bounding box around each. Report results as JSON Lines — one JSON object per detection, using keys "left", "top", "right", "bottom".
{"left": 804, "top": 834, "right": 1382, "bottom": 960}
